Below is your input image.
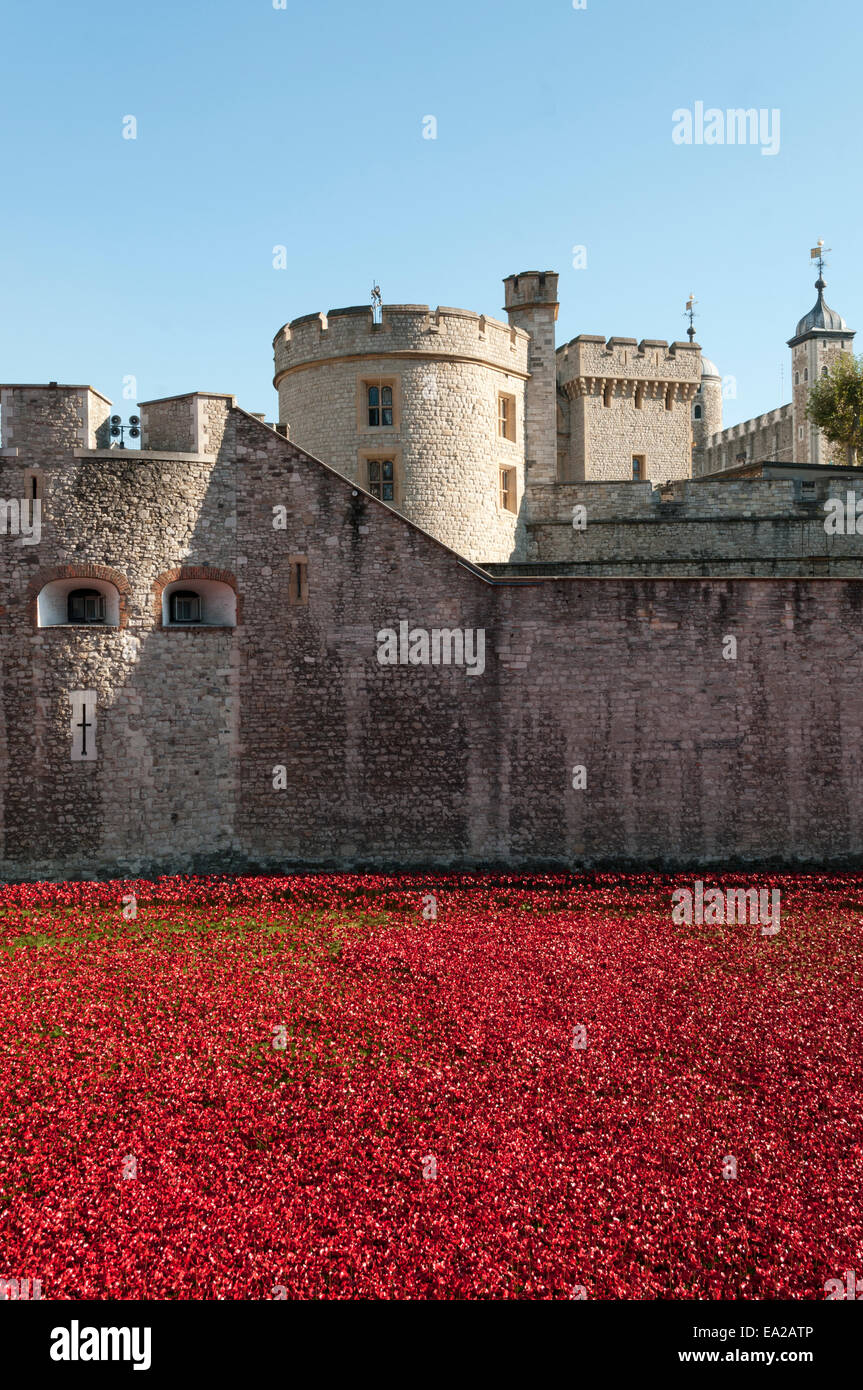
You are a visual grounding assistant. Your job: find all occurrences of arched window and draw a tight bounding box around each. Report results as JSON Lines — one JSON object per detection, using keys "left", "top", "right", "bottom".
{"left": 68, "top": 588, "right": 106, "bottom": 623}
{"left": 170, "top": 590, "right": 202, "bottom": 623}
{"left": 693, "top": 404, "right": 702, "bottom": 420}
{"left": 822, "top": 365, "right": 828, "bottom": 377}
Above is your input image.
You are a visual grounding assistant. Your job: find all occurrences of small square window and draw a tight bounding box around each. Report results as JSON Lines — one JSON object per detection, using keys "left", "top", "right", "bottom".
{"left": 170, "top": 591, "right": 202, "bottom": 623}
{"left": 68, "top": 589, "right": 106, "bottom": 623}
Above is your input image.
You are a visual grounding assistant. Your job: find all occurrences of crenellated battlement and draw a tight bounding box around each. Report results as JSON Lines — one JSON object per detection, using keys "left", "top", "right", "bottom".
{"left": 556, "top": 335, "right": 703, "bottom": 390}
{"left": 706, "top": 402, "right": 793, "bottom": 449}
{"left": 273, "top": 302, "right": 529, "bottom": 383}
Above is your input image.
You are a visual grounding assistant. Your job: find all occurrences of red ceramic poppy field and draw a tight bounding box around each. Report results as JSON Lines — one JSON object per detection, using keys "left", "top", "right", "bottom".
{"left": 1, "top": 872, "right": 861, "bottom": 1300}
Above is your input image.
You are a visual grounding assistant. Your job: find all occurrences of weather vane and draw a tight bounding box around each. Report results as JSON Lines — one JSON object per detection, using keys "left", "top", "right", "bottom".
{"left": 810, "top": 239, "right": 830, "bottom": 279}
{"left": 371, "top": 282, "right": 382, "bottom": 324}
{"left": 684, "top": 293, "right": 697, "bottom": 343}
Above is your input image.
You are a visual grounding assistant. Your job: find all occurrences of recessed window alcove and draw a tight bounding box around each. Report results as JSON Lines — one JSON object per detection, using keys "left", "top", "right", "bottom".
{"left": 159, "top": 576, "right": 237, "bottom": 629}
{"left": 37, "top": 578, "right": 121, "bottom": 628}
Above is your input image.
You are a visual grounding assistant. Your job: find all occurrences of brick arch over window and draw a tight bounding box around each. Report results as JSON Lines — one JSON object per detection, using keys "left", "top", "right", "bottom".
{"left": 152, "top": 566, "right": 242, "bottom": 628}
{"left": 27, "top": 564, "right": 132, "bottom": 630}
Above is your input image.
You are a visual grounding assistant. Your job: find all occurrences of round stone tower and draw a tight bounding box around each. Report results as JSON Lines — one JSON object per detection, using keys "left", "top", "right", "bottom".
{"left": 272, "top": 297, "right": 531, "bottom": 564}
{"left": 691, "top": 355, "right": 723, "bottom": 474}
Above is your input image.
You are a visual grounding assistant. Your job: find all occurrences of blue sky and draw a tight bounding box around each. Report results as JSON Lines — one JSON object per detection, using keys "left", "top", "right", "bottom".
{"left": 1, "top": 0, "right": 859, "bottom": 430}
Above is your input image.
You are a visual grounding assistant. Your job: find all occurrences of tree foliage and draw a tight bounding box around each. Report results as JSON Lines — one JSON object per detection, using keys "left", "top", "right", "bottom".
{"left": 805, "top": 353, "right": 863, "bottom": 464}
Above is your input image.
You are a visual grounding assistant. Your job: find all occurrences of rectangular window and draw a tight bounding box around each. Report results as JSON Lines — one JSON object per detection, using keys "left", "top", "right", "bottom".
{"left": 289, "top": 557, "right": 308, "bottom": 606}
{"left": 498, "top": 392, "right": 516, "bottom": 441}
{"left": 172, "top": 593, "right": 201, "bottom": 623}
{"left": 632, "top": 454, "right": 645, "bottom": 481}
{"left": 362, "top": 378, "right": 397, "bottom": 429}
{"left": 367, "top": 458, "right": 396, "bottom": 502}
{"left": 69, "top": 591, "right": 106, "bottom": 623}
{"left": 499, "top": 467, "right": 516, "bottom": 512}
{"left": 368, "top": 384, "right": 393, "bottom": 427}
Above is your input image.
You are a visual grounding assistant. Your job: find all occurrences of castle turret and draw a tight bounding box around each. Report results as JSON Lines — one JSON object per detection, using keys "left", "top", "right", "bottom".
{"left": 272, "top": 301, "right": 531, "bottom": 563}
{"left": 691, "top": 356, "right": 723, "bottom": 475}
{"left": 788, "top": 249, "right": 855, "bottom": 464}
{"left": 503, "top": 272, "right": 559, "bottom": 486}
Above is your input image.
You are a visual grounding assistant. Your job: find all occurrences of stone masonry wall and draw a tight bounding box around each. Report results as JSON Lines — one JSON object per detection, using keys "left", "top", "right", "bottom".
{"left": 2, "top": 403, "right": 863, "bottom": 876}
{"left": 0, "top": 390, "right": 240, "bottom": 878}
{"left": 700, "top": 404, "right": 795, "bottom": 474}
{"left": 518, "top": 479, "right": 863, "bottom": 573}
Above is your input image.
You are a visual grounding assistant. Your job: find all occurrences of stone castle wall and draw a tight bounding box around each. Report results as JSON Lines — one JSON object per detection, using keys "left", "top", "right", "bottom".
{"left": 2, "top": 395, "right": 863, "bottom": 876}
{"left": 0, "top": 388, "right": 240, "bottom": 876}
{"left": 699, "top": 404, "right": 795, "bottom": 475}
{"left": 518, "top": 479, "right": 863, "bottom": 573}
